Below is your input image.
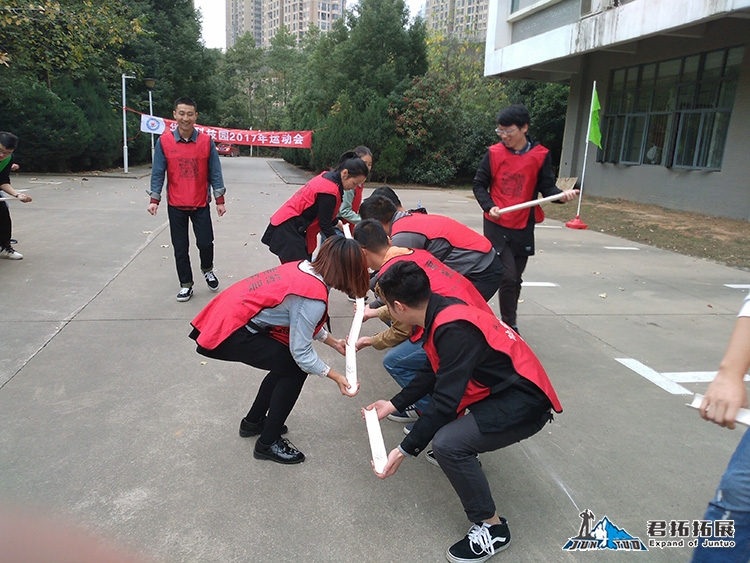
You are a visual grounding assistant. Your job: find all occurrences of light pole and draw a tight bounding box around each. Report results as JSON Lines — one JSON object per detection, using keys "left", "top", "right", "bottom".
{"left": 144, "top": 78, "right": 156, "bottom": 162}
{"left": 121, "top": 73, "right": 135, "bottom": 173}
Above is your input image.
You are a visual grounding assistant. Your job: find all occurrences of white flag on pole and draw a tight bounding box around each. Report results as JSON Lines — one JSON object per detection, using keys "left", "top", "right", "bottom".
{"left": 140, "top": 114, "right": 166, "bottom": 135}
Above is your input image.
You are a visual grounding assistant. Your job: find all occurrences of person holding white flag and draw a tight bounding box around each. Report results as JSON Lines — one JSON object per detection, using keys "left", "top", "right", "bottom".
{"left": 472, "top": 104, "right": 577, "bottom": 334}
{"left": 0, "top": 132, "right": 32, "bottom": 260}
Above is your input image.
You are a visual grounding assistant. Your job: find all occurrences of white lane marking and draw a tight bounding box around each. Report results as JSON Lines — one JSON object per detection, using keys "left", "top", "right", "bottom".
{"left": 537, "top": 225, "right": 563, "bottom": 229}
{"left": 725, "top": 284, "right": 750, "bottom": 289}
{"left": 604, "top": 246, "right": 640, "bottom": 250}
{"left": 521, "top": 282, "right": 560, "bottom": 287}
{"left": 662, "top": 372, "right": 749, "bottom": 383}
{"left": 615, "top": 358, "right": 691, "bottom": 395}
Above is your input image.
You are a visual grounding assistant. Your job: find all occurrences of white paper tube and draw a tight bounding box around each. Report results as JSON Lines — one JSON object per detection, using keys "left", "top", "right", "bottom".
{"left": 494, "top": 192, "right": 567, "bottom": 216}
{"left": 345, "top": 297, "right": 365, "bottom": 391}
{"left": 342, "top": 223, "right": 353, "bottom": 239}
{"left": 687, "top": 394, "right": 750, "bottom": 427}
{"left": 0, "top": 189, "right": 28, "bottom": 201}
{"left": 364, "top": 407, "right": 388, "bottom": 474}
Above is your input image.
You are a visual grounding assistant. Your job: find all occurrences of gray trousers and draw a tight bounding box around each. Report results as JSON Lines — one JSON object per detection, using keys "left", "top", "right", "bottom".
{"left": 431, "top": 411, "right": 549, "bottom": 523}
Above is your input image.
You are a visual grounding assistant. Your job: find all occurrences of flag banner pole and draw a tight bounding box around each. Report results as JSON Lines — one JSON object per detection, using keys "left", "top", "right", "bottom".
{"left": 494, "top": 192, "right": 567, "bottom": 215}
{"left": 567, "top": 80, "right": 600, "bottom": 230}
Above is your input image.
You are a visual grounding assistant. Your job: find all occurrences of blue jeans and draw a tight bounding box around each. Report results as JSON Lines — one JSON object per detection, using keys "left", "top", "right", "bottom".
{"left": 692, "top": 429, "right": 750, "bottom": 563}
{"left": 382, "top": 339, "right": 431, "bottom": 412}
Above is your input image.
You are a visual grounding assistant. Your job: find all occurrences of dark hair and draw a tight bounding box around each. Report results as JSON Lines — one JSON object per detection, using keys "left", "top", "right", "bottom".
{"left": 497, "top": 104, "right": 530, "bottom": 127}
{"left": 174, "top": 96, "right": 198, "bottom": 111}
{"left": 370, "top": 186, "right": 401, "bottom": 208}
{"left": 335, "top": 150, "right": 369, "bottom": 178}
{"left": 359, "top": 195, "right": 397, "bottom": 223}
{"left": 312, "top": 236, "right": 370, "bottom": 298}
{"left": 353, "top": 145, "right": 373, "bottom": 159}
{"left": 0, "top": 132, "right": 18, "bottom": 150}
{"left": 353, "top": 219, "right": 390, "bottom": 252}
{"left": 378, "top": 261, "right": 431, "bottom": 308}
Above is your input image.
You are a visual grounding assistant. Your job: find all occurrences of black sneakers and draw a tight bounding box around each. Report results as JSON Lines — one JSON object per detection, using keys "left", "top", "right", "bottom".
{"left": 239, "top": 417, "right": 288, "bottom": 438}
{"left": 253, "top": 437, "right": 305, "bottom": 464}
{"left": 204, "top": 270, "right": 219, "bottom": 292}
{"left": 176, "top": 287, "right": 193, "bottom": 302}
{"left": 446, "top": 519, "right": 511, "bottom": 563}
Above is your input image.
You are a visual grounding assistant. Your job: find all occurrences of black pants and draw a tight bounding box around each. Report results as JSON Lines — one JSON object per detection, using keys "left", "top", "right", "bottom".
{"left": 194, "top": 327, "right": 307, "bottom": 445}
{"left": 168, "top": 205, "right": 214, "bottom": 287}
{"left": 0, "top": 201, "right": 11, "bottom": 249}
{"left": 497, "top": 246, "right": 528, "bottom": 328}
{"left": 482, "top": 219, "right": 529, "bottom": 328}
{"left": 432, "top": 410, "right": 550, "bottom": 523}
{"left": 467, "top": 252, "right": 504, "bottom": 302}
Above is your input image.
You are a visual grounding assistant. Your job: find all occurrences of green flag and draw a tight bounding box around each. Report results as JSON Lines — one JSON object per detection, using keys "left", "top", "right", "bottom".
{"left": 588, "top": 87, "right": 602, "bottom": 149}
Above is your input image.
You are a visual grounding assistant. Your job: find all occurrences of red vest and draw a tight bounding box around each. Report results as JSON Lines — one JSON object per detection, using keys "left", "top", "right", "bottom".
{"left": 160, "top": 132, "right": 212, "bottom": 208}
{"left": 423, "top": 303, "right": 562, "bottom": 416}
{"left": 391, "top": 213, "right": 492, "bottom": 254}
{"left": 486, "top": 143, "right": 549, "bottom": 229}
{"left": 270, "top": 173, "right": 342, "bottom": 253}
{"left": 191, "top": 261, "right": 329, "bottom": 348}
{"left": 377, "top": 249, "right": 491, "bottom": 341}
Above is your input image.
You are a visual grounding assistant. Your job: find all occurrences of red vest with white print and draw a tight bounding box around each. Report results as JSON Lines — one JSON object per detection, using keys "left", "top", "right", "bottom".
{"left": 160, "top": 132, "right": 211, "bottom": 208}
{"left": 391, "top": 213, "right": 492, "bottom": 254}
{"left": 423, "top": 303, "right": 563, "bottom": 415}
{"left": 377, "top": 249, "right": 492, "bottom": 342}
{"left": 191, "top": 261, "right": 329, "bottom": 348}
{"left": 270, "top": 173, "right": 342, "bottom": 253}
{"left": 486, "top": 143, "right": 549, "bottom": 229}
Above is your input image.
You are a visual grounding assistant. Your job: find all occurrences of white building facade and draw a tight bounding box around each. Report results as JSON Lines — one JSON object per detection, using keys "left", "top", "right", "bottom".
{"left": 484, "top": 0, "right": 750, "bottom": 220}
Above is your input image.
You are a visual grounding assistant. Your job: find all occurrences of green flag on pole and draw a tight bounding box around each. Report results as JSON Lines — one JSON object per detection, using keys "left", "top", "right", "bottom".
{"left": 588, "top": 87, "right": 602, "bottom": 148}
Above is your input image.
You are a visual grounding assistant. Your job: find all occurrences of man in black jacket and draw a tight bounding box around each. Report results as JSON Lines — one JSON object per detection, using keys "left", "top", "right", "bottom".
{"left": 365, "top": 261, "right": 562, "bottom": 563}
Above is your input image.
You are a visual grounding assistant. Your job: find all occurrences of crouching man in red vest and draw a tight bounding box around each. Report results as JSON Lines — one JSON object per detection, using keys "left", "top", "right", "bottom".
{"left": 365, "top": 260, "right": 562, "bottom": 563}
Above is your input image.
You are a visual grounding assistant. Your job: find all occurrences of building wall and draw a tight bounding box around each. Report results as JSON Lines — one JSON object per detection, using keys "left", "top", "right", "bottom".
{"left": 561, "top": 20, "right": 750, "bottom": 220}
{"left": 228, "top": 0, "right": 345, "bottom": 48}
{"left": 425, "top": 0, "right": 489, "bottom": 41}
{"left": 227, "top": 0, "right": 262, "bottom": 48}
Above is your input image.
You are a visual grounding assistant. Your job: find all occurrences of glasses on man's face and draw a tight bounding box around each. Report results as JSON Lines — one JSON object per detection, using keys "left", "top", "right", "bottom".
{"left": 495, "top": 126, "right": 518, "bottom": 136}
{"left": 0, "top": 149, "right": 12, "bottom": 159}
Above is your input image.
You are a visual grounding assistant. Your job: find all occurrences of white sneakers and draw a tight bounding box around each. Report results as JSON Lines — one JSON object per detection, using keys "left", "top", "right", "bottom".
{"left": 0, "top": 246, "right": 23, "bottom": 260}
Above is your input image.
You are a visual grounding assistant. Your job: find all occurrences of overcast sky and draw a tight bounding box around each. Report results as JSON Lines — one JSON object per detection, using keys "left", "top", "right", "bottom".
{"left": 194, "top": 0, "right": 426, "bottom": 51}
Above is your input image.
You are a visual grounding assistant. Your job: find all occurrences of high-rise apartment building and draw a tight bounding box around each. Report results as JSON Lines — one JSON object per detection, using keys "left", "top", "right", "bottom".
{"left": 227, "top": 0, "right": 263, "bottom": 48}
{"left": 227, "top": 0, "right": 346, "bottom": 48}
{"left": 423, "top": 0, "right": 488, "bottom": 42}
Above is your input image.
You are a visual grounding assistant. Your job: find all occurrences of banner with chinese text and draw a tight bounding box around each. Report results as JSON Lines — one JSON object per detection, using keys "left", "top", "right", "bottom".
{"left": 134, "top": 109, "right": 312, "bottom": 148}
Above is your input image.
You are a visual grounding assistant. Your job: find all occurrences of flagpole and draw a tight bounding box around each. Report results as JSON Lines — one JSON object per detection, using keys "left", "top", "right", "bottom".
{"left": 566, "top": 80, "right": 597, "bottom": 230}
{"left": 577, "top": 80, "right": 597, "bottom": 217}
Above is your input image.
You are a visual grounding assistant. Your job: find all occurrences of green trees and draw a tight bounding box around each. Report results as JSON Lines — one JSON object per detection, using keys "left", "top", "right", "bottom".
{"left": 0, "top": 0, "right": 223, "bottom": 171}
{"left": 0, "top": 0, "right": 570, "bottom": 179}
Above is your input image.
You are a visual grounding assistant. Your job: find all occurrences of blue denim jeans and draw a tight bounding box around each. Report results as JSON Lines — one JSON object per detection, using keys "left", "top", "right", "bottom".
{"left": 382, "top": 339, "right": 431, "bottom": 413}
{"left": 692, "top": 429, "right": 750, "bottom": 563}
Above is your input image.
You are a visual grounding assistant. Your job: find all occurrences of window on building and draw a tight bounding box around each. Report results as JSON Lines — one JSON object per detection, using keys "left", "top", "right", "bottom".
{"left": 601, "top": 46, "right": 744, "bottom": 170}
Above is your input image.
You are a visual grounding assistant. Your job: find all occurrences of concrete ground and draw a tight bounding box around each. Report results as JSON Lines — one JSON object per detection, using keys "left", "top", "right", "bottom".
{"left": 1, "top": 156, "right": 748, "bottom": 562}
